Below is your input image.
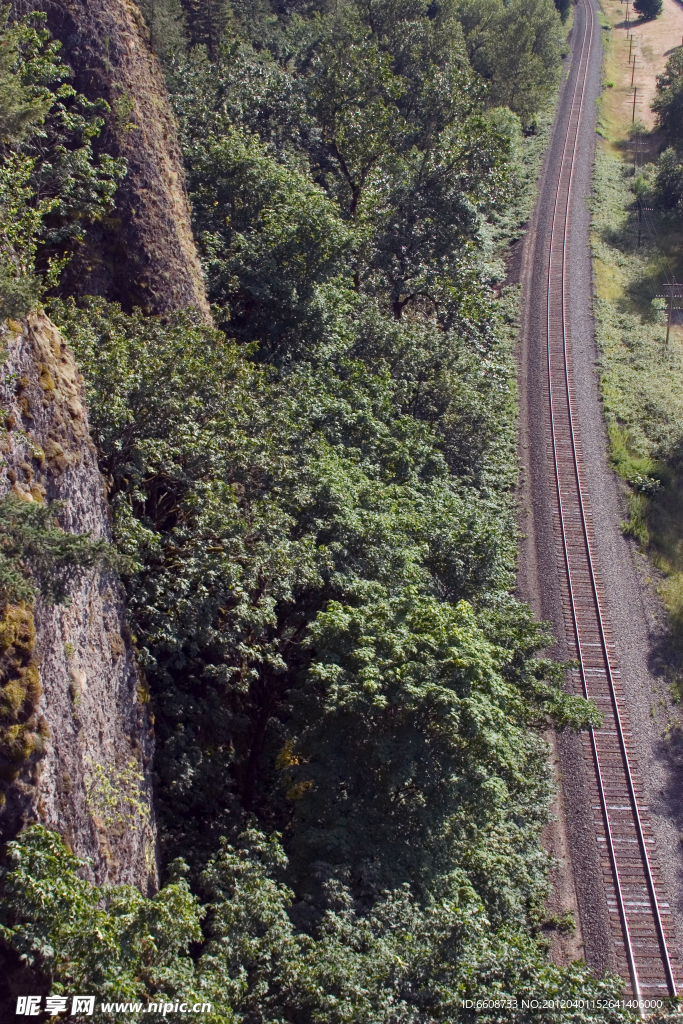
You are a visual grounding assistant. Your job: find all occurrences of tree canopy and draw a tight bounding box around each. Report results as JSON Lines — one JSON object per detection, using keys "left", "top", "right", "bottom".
{"left": 633, "top": 0, "right": 662, "bottom": 20}
{"left": 653, "top": 48, "right": 683, "bottom": 145}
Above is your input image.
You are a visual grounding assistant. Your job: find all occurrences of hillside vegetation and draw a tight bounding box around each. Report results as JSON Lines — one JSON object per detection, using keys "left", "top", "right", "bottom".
{"left": 0, "top": 1, "right": 638, "bottom": 1020}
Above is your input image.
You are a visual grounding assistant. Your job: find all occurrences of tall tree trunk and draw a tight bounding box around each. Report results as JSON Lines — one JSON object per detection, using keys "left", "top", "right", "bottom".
{"left": 40, "top": 0, "right": 209, "bottom": 317}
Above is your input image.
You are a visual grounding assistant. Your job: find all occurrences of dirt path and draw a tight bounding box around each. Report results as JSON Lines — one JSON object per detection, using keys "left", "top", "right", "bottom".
{"left": 602, "top": 0, "right": 683, "bottom": 131}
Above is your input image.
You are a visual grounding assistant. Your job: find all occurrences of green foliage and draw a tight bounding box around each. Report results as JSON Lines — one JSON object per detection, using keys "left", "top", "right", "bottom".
{"left": 0, "top": 493, "right": 121, "bottom": 605}
{"left": 286, "top": 591, "right": 599, "bottom": 918}
{"left": 0, "top": 8, "right": 125, "bottom": 319}
{"left": 0, "top": 7, "right": 59, "bottom": 316}
{"left": 138, "top": 0, "right": 188, "bottom": 60}
{"left": 591, "top": 144, "right": 683, "bottom": 664}
{"left": 633, "top": 0, "right": 662, "bottom": 19}
{"left": 84, "top": 759, "right": 150, "bottom": 830}
{"left": 168, "top": 2, "right": 514, "bottom": 339}
{"left": 0, "top": 150, "right": 52, "bottom": 316}
{"left": 0, "top": 6, "right": 52, "bottom": 146}
{"left": 1, "top": 824, "right": 632, "bottom": 1023}
{"left": 52, "top": 274, "right": 599, "bottom": 928}
{"left": 184, "top": 123, "right": 353, "bottom": 351}
{"left": 553, "top": 0, "right": 572, "bottom": 23}
{"left": 454, "top": 0, "right": 564, "bottom": 124}
{"left": 620, "top": 491, "right": 650, "bottom": 547}
{"left": 0, "top": 825, "right": 204, "bottom": 1016}
{"left": 654, "top": 147, "right": 683, "bottom": 210}
{"left": 653, "top": 48, "right": 683, "bottom": 146}
{"left": 591, "top": 151, "right": 683, "bottom": 467}
{"left": 182, "top": 0, "right": 232, "bottom": 58}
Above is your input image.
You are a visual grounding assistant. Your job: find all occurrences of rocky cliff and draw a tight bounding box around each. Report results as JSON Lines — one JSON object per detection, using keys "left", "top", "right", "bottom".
{"left": 38, "top": 0, "right": 209, "bottom": 318}
{"left": 0, "top": 314, "right": 156, "bottom": 892}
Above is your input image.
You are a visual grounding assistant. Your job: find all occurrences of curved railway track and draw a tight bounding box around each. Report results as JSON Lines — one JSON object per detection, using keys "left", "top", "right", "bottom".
{"left": 543, "top": 0, "right": 679, "bottom": 1008}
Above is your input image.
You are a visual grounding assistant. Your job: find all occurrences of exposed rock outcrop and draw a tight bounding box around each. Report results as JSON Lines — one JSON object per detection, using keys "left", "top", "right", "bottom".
{"left": 0, "top": 314, "right": 156, "bottom": 892}
{"left": 38, "top": 0, "right": 209, "bottom": 318}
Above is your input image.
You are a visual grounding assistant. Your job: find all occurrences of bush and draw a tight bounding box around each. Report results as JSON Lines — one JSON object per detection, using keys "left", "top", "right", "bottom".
{"left": 0, "top": 494, "right": 122, "bottom": 606}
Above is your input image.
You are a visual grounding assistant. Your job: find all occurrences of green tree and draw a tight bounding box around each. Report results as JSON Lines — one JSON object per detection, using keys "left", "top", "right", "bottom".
{"left": 0, "top": 494, "right": 121, "bottom": 606}
{"left": 455, "top": 0, "right": 564, "bottom": 124}
{"left": 0, "top": 825, "right": 204, "bottom": 1016}
{"left": 182, "top": 0, "right": 232, "bottom": 58}
{"left": 184, "top": 124, "right": 353, "bottom": 350}
{"left": 52, "top": 292, "right": 599, "bottom": 916}
{"left": 284, "top": 592, "right": 598, "bottom": 911}
{"left": 0, "top": 7, "right": 52, "bottom": 144}
{"left": 169, "top": 5, "right": 514, "bottom": 330}
{"left": 634, "top": 0, "right": 662, "bottom": 19}
{"left": 299, "top": 13, "right": 409, "bottom": 221}
{"left": 653, "top": 48, "right": 683, "bottom": 145}
{"left": 654, "top": 147, "right": 683, "bottom": 209}
{"left": 137, "top": 0, "right": 188, "bottom": 61}
{"left": 553, "top": 0, "right": 572, "bottom": 23}
{"left": 4, "top": 1, "right": 620, "bottom": 1013}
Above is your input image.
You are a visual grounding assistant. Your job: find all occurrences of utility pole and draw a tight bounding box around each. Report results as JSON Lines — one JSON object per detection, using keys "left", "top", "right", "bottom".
{"left": 629, "top": 36, "right": 634, "bottom": 62}
{"left": 637, "top": 201, "right": 642, "bottom": 247}
{"left": 663, "top": 283, "right": 681, "bottom": 346}
{"left": 632, "top": 86, "right": 637, "bottom": 123}
{"left": 631, "top": 56, "right": 637, "bottom": 87}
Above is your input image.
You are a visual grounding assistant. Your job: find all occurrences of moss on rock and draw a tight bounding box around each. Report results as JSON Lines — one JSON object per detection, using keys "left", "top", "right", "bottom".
{"left": 0, "top": 601, "right": 46, "bottom": 817}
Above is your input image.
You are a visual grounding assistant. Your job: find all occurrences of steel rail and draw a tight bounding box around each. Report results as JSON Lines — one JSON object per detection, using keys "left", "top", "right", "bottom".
{"left": 544, "top": 0, "right": 678, "bottom": 1006}
{"left": 544, "top": 2, "right": 640, "bottom": 1002}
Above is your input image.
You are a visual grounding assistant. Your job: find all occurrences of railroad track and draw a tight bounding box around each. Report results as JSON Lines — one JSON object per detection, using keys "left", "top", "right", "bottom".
{"left": 544, "top": 0, "right": 680, "bottom": 1008}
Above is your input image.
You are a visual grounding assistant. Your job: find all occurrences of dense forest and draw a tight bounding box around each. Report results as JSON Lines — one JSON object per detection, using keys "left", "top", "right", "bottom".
{"left": 0, "top": 0, "right": 638, "bottom": 1019}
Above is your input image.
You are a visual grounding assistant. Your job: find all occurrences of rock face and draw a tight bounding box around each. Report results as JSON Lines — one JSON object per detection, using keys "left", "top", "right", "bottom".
{"left": 0, "top": 314, "right": 156, "bottom": 892}
{"left": 38, "top": 0, "right": 209, "bottom": 318}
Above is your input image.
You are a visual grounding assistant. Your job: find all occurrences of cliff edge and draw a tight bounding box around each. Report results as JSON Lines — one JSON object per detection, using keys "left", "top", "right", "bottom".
{"left": 0, "top": 313, "right": 156, "bottom": 892}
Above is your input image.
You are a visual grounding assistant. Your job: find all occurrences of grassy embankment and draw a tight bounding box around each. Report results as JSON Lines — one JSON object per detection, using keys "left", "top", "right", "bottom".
{"left": 592, "top": 0, "right": 683, "bottom": 682}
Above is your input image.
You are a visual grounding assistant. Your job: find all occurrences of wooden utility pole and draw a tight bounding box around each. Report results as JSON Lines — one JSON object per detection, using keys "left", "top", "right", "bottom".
{"left": 631, "top": 57, "right": 637, "bottom": 87}
{"left": 637, "top": 201, "right": 642, "bottom": 247}
{"left": 632, "top": 87, "right": 637, "bottom": 123}
{"left": 662, "top": 283, "right": 682, "bottom": 346}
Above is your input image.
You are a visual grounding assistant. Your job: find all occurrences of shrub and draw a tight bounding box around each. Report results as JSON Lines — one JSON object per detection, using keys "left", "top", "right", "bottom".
{"left": 654, "top": 148, "right": 683, "bottom": 209}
